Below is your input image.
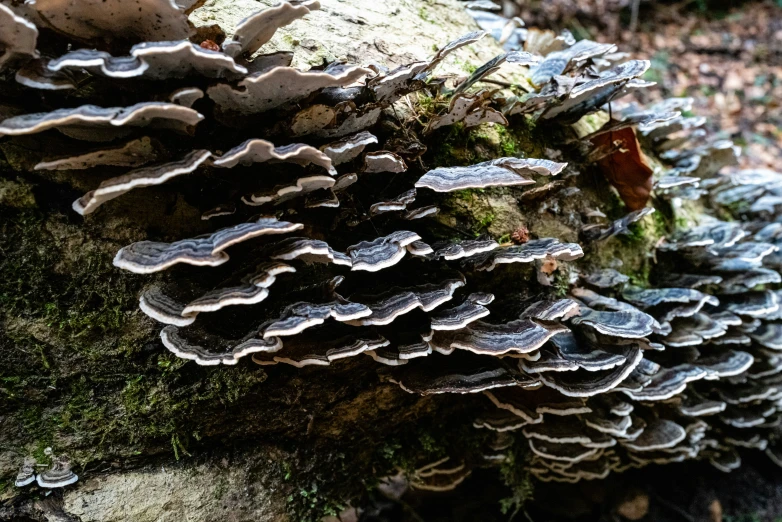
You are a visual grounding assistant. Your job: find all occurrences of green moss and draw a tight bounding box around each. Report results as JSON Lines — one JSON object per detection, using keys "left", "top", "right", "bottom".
{"left": 620, "top": 208, "right": 669, "bottom": 246}
{"left": 628, "top": 262, "right": 652, "bottom": 288}
{"left": 0, "top": 141, "right": 38, "bottom": 172}
{"left": 453, "top": 188, "right": 485, "bottom": 200}
{"left": 0, "top": 205, "right": 270, "bottom": 465}
{"left": 0, "top": 179, "right": 36, "bottom": 208}
{"left": 0, "top": 211, "right": 137, "bottom": 342}
{"left": 372, "top": 427, "right": 447, "bottom": 476}
{"left": 650, "top": 208, "right": 670, "bottom": 236}
{"left": 292, "top": 483, "right": 345, "bottom": 520}
{"left": 496, "top": 125, "right": 520, "bottom": 156}
{"left": 474, "top": 211, "right": 496, "bottom": 234}
{"left": 621, "top": 223, "right": 647, "bottom": 244}
{"left": 453, "top": 57, "right": 478, "bottom": 74}
{"left": 584, "top": 205, "right": 672, "bottom": 290}
{"left": 427, "top": 123, "right": 474, "bottom": 167}
{"left": 417, "top": 92, "right": 435, "bottom": 112}
{"left": 427, "top": 115, "right": 559, "bottom": 241}
{"left": 421, "top": 97, "right": 548, "bottom": 170}
{"left": 213, "top": 475, "right": 229, "bottom": 501}
{"left": 499, "top": 442, "right": 534, "bottom": 517}
{"left": 440, "top": 188, "right": 503, "bottom": 238}
{"left": 283, "top": 450, "right": 359, "bottom": 522}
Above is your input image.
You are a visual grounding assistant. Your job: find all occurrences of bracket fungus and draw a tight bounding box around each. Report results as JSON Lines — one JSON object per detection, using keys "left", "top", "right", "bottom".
{"left": 207, "top": 63, "right": 373, "bottom": 114}
{"left": 0, "top": 4, "right": 39, "bottom": 71}
{"left": 48, "top": 41, "right": 249, "bottom": 80}
{"left": 161, "top": 324, "right": 283, "bottom": 366}
{"left": 140, "top": 285, "right": 199, "bottom": 327}
{"left": 180, "top": 262, "right": 296, "bottom": 316}
{"left": 416, "top": 158, "right": 566, "bottom": 192}
{"left": 432, "top": 239, "right": 499, "bottom": 261}
{"left": 424, "top": 90, "right": 508, "bottom": 134}
{"left": 29, "top": 0, "right": 192, "bottom": 43}
{"left": 222, "top": 0, "right": 321, "bottom": 58}
{"left": 347, "top": 278, "right": 466, "bottom": 327}
{"left": 0, "top": 103, "right": 203, "bottom": 140}
{"left": 430, "top": 319, "right": 569, "bottom": 356}
{"left": 36, "top": 455, "right": 78, "bottom": 488}
{"left": 169, "top": 87, "right": 205, "bottom": 108}
{"left": 539, "top": 60, "right": 651, "bottom": 123}
{"left": 268, "top": 238, "right": 351, "bottom": 267}
{"left": 268, "top": 332, "right": 390, "bottom": 368}
{"left": 263, "top": 301, "right": 372, "bottom": 338}
{"left": 430, "top": 293, "right": 494, "bottom": 331}
{"left": 369, "top": 189, "right": 417, "bottom": 217}
{"left": 14, "top": 458, "right": 37, "bottom": 488}
{"left": 34, "top": 137, "right": 160, "bottom": 171}
{"left": 243, "top": 175, "right": 336, "bottom": 206}
{"left": 347, "top": 231, "right": 422, "bottom": 272}
{"left": 214, "top": 139, "right": 334, "bottom": 173}
{"left": 583, "top": 269, "right": 630, "bottom": 289}
{"left": 74, "top": 150, "right": 212, "bottom": 215}
{"left": 389, "top": 357, "right": 535, "bottom": 396}
{"left": 321, "top": 131, "right": 378, "bottom": 166}
{"left": 520, "top": 333, "right": 627, "bottom": 374}
{"left": 114, "top": 218, "right": 303, "bottom": 273}
{"left": 581, "top": 207, "right": 655, "bottom": 242}
{"left": 530, "top": 39, "right": 618, "bottom": 86}
{"left": 467, "top": 239, "right": 584, "bottom": 272}
{"left": 363, "top": 151, "right": 408, "bottom": 174}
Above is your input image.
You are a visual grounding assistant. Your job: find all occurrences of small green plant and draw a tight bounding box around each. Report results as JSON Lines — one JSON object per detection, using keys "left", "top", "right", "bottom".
{"left": 473, "top": 212, "right": 496, "bottom": 234}
{"left": 553, "top": 269, "right": 572, "bottom": 297}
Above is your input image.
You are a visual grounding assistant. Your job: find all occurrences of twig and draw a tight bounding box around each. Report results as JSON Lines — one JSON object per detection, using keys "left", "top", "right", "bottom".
{"left": 481, "top": 79, "right": 515, "bottom": 88}
{"left": 629, "top": 0, "right": 641, "bottom": 35}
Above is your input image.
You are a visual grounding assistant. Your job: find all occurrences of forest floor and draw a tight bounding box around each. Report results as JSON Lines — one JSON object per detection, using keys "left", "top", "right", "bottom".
{"left": 518, "top": 0, "right": 782, "bottom": 170}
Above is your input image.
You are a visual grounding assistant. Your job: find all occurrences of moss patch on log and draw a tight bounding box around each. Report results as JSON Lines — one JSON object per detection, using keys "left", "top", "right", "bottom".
{"left": 0, "top": 195, "right": 269, "bottom": 471}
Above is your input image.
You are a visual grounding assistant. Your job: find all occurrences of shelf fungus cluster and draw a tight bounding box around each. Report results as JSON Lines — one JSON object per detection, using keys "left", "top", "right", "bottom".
{"left": 14, "top": 450, "right": 78, "bottom": 490}
{"left": 4, "top": 0, "right": 782, "bottom": 496}
{"left": 452, "top": 221, "right": 782, "bottom": 483}
{"left": 412, "top": 0, "right": 782, "bottom": 486}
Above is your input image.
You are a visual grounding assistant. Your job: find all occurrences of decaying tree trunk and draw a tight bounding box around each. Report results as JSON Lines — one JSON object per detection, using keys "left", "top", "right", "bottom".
{"left": 4, "top": 0, "right": 777, "bottom": 521}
